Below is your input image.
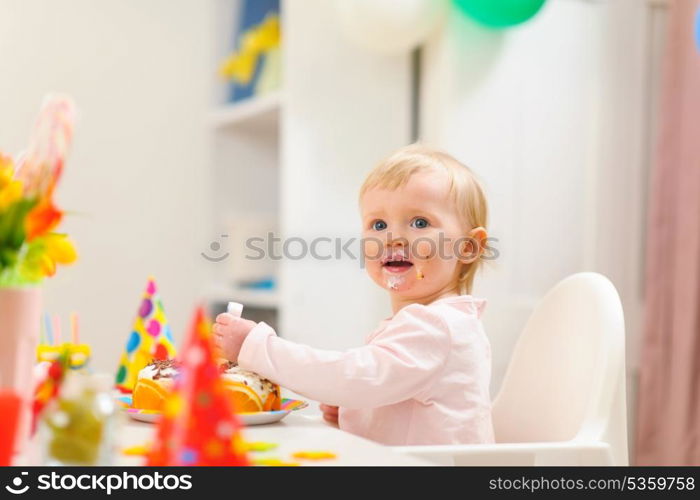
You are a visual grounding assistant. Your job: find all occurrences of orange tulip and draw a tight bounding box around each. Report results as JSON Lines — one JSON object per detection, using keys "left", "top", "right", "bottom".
{"left": 25, "top": 191, "right": 63, "bottom": 240}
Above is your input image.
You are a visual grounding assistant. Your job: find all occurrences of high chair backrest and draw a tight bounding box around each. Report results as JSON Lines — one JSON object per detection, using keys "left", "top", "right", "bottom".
{"left": 491, "top": 272, "right": 627, "bottom": 462}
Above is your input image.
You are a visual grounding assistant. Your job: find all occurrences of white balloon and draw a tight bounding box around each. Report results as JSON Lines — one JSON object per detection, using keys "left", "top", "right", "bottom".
{"left": 335, "top": 0, "right": 449, "bottom": 55}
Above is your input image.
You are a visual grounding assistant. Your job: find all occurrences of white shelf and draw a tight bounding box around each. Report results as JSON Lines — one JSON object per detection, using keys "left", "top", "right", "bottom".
{"left": 205, "top": 283, "right": 279, "bottom": 309}
{"left": 208, "top": 90, "right": 282, "bottom": 132}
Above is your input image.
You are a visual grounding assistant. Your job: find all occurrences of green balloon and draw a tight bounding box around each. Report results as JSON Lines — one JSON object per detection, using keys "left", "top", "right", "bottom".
{"left": 454, "top": 0, "right": 547, "bottom": 29}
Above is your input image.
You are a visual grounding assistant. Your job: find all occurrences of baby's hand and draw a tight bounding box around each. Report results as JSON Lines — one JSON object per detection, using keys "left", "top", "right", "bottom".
{"left": 213, "top": 313, "right": 257, "bottom": 362}
{"left": 319, "top": 403, "right": 339, "bottom": 427}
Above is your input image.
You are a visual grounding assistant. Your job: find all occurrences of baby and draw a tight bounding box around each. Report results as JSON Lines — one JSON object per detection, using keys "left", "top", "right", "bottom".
{"left": 214, "top": 144, "right": 495, "bottom": 445}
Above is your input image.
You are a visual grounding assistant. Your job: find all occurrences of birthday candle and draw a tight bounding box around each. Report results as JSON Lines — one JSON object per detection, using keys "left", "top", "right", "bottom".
{"left": 70, "top": 312, "right": 79, "bottom": 344}
{"left": 39, "top": 317, "right": 46, "bottom": 345}
{"left": 44, "top": 313, "right": 54, "bottom": 346}
{"left": 227, "top": 302, "right": 244, "bottom": 318}
{"left": 53, "top": 315, "right": 62, "bottom": 345}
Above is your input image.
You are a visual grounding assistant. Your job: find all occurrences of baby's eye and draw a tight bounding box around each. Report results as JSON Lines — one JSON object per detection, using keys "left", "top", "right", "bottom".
{"left": 372, "top": 220, "right": 388, "bottom": 231}
{"left": 410, "top": 217, "right": 430, "bottom": 229}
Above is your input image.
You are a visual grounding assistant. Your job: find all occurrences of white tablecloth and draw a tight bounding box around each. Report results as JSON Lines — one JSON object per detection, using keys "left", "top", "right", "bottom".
{"left": 117, "top": 413, "right": 432, "bottom": 466}
{"left": 19, "top": 389, "right": 432, "bottom": 466}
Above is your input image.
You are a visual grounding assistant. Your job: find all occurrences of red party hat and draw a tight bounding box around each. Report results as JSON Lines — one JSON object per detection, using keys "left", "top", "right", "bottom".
{"left": 147, "top": 305, "right": 249, "bottom": 466}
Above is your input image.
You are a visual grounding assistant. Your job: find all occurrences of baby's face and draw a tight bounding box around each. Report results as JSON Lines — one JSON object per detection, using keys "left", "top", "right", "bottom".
{"left": 360, "top": 170, "right": 477, "bottom": 300}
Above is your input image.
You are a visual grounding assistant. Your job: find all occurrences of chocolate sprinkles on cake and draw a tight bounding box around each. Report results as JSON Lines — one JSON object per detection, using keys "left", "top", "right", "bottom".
{"left": 149, "top": 358, "right": 181, "bottom": 380}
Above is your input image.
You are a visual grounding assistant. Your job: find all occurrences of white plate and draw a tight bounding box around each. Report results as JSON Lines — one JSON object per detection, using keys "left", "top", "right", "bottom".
{"left": 126, "top": 409, "right": 293, "bottom": 426}
{"left": 118, "top": 396, "right": 308, "bottom": 426}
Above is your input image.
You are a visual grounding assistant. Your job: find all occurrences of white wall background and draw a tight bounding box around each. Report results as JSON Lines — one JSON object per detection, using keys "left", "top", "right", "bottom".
{"left": 421, "top": 0, "right": 666, "bottom": 454}
{"left": 424, "top": 0, "right": 596, "bottom": 392}
{"left": 0, "top": 0, "right": 214, "bottom": 372}
{"left": 279, "top": 0, "right": 411, "bottom": 350}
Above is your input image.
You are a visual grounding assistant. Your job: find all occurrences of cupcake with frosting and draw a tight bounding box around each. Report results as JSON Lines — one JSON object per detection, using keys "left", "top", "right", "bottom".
{"left": 131, "top": 359, "right": 181, "bottom": 411}
{"left": 131, "top": 359, "right": 281, "bottom": 413}
{"left": 219, "top": 361, "right": 281, "bottom": 412}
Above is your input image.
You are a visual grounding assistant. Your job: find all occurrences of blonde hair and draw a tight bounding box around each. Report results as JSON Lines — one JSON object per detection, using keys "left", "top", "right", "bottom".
{"left": 359, "top": 144, "right": 488, "bottom": 295}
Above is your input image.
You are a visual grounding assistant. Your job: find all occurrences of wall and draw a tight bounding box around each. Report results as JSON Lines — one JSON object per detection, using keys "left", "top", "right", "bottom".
{"left": 422, "top": 0, "right": 653, "bottom": 385}
{"left": 422, "top": 0, "right": 666, "bottom": 455}
{"left": 0, "top": 0, "right": 213, "bottom": 371}
{"left": 280, "top": 0, "right": 411, "bottom": 350}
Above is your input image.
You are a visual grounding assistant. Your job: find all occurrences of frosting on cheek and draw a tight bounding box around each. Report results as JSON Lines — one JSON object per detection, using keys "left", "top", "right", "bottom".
{"left": 385, "top": 274, "right": 405, "bottom": 290}
{"left": 415, "top": 240, "right": 433, "bottom": 258}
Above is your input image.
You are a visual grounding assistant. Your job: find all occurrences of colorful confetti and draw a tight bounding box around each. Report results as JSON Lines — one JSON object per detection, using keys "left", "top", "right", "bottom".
{"left": 253, "top": 457, "right": 300, "bottom": 467}
{"left": 245, "top": 441, "right": 278, "bottom": 452}
{"left": 121, "top": 444, "right": 151, "bottom": 456}
{"left": 292, "top": 450, "right": 337, "bottom": 461}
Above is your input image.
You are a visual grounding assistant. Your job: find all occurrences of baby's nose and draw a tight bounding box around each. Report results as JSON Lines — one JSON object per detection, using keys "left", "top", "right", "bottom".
{"left": 387, "top": 233, "right": 408, "bottom": 247}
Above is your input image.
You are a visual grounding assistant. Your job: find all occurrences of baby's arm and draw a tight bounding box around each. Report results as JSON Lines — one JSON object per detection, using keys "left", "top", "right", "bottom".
{"left": 237, "top": 306, "right": 451, "bottom": 409}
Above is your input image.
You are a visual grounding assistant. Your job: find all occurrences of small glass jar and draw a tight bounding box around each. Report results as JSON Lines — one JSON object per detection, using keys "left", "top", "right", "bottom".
{"left": 40, "top": 373, "right": 117, "bottom": 465}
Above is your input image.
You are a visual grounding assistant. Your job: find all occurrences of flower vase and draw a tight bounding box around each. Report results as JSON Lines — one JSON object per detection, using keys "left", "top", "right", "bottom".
{"left": 0, "top": 286, "right": 42, "bottom": 455}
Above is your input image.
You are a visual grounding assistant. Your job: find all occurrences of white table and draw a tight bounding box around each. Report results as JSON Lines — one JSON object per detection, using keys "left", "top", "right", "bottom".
{"left": 117, "top": 413, "right": 432, "bottom": 466}
{"left": 18, "top": 389, "right": 432, "bottom": 466}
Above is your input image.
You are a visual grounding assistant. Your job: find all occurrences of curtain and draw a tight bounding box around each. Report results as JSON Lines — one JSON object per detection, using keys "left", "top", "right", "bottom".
{"left": 635, "top": 0, "right": 700, "bottom": 466}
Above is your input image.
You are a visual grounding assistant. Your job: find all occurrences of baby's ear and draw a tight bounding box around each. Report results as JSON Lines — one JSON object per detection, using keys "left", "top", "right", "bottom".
{"left": 457, "top": 227, "right": 488, "bottom": 264}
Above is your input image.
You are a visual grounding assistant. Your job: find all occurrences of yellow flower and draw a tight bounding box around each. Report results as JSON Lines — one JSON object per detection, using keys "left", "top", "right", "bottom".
{"left": 0, "top": 153, "right": 24, "bottom": 210}
{"left": 0, "top": 152, "right": 13, "bottom": 173}
{"left": 20, "top": 233, "right": 78, "bottom": 281}
{"left": 44, "top": 233, "right": 78, "bottom": 265}
{"left": 0, "top": 180, "right": 23, "bottom": 210}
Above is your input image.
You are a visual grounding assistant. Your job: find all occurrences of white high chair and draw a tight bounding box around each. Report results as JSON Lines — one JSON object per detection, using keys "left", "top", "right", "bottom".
{"left": 392, "top": 272, "right": 628, "bottom": 466}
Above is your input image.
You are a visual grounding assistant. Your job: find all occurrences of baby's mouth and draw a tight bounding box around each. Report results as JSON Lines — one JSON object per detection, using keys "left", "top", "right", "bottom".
{"left": 382, "top": 257, "right": 414, "bottom": 274}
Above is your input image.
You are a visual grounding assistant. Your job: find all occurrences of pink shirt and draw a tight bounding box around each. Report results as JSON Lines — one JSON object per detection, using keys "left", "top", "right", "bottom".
{"left": 238, "top": 295, "right": 495, "bottom": 446}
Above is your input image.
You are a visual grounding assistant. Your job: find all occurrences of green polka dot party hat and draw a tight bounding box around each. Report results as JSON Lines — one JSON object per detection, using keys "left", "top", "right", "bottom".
{"left": 115, "top": 277, "right": 177, "bottom": 393}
